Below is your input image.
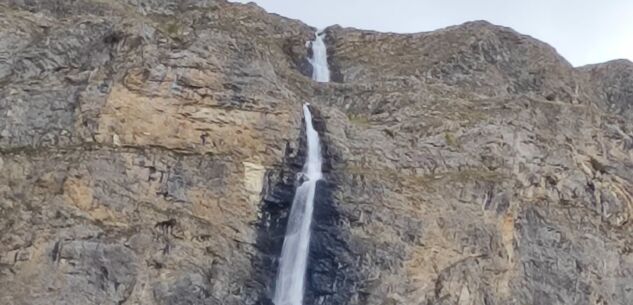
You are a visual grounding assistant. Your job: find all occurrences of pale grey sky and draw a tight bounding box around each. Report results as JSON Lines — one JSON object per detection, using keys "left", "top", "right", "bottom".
{"left": 233, "top": 0, "right": 633, "bottom": 66}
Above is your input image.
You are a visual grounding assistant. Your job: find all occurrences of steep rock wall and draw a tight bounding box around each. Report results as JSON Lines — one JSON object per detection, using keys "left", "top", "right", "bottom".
{"left": 1, "top": 1, "right": 633, "bottom": 305}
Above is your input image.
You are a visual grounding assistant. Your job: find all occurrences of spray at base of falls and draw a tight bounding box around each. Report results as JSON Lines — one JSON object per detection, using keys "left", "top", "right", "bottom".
{"left": 273, "top": 31, "right": 329, "bottom": 305}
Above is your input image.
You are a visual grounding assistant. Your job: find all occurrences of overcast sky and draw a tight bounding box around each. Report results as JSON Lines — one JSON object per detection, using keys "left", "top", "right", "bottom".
{"left": 232, "top": 0, "right": 633, "bottom": 67}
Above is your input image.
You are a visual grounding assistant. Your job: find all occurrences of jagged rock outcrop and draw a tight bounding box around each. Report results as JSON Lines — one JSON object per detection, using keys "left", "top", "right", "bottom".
{"left": 1, "top": 1, "right": 632, "bottom": 305}
{"left": 578, "top": 59, "right": 633, "bottom": 119}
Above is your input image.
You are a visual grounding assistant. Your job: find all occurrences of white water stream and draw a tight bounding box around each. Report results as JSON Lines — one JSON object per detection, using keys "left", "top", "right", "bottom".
{"left": 308, "top": 30, "right": 330, "bottom": 82}
{"left": 273, "top": 30, "right": 329, "bottom": 305}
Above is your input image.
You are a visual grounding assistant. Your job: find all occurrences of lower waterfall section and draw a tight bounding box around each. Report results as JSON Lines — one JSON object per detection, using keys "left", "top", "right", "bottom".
{"left": 250, "top": 106, "right": 359, "bottom": 305}
{"left": 273, "top": 105, "right": 322, "bottom": 305}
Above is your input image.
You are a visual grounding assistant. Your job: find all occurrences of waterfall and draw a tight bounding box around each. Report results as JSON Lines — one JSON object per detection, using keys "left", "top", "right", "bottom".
{"left": 273, "top": 105, "right": 323, "bottom": 305}
{"left": 308, "top": 30, "right": 330, "bottom": 82}
{"left": 273, "top": 31, "right": 329, "bottom": 305}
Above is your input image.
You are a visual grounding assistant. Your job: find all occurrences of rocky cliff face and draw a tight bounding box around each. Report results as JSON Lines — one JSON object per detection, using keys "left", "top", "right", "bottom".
{"left": 1, "top": 1, "right": 633, "bottom": 305}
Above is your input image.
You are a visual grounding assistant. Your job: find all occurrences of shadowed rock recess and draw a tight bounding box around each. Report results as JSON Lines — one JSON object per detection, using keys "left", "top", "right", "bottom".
{"left": 1, "top": 1, "right": 633, "bottom": 305}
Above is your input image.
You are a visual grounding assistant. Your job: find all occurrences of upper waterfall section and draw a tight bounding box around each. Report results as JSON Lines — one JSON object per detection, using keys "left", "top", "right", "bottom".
{"left": 308, "top": 30, "right": 330, "bottom": 82}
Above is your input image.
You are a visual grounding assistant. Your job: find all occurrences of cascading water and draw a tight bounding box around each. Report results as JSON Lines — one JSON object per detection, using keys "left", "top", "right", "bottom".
{"left": 273, "top": 31, "right": 328, "bottom": 305}
{"left": 308, "top": 30, "right": 330, "bottom": 82}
